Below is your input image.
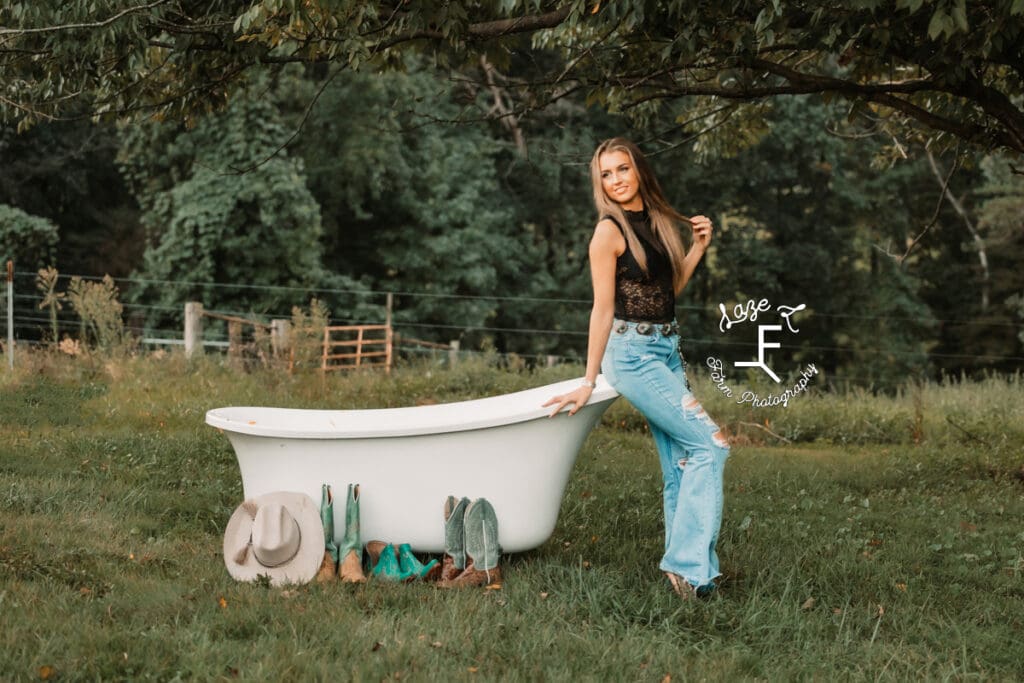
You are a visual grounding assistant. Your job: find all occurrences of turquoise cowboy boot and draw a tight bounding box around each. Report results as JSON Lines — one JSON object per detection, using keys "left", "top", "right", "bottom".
{"left": 438, "top": 496, "right": 469, "bottom": 583}
{"left": 316, "top": 484, "right": 338, "bottom": 583}
{"left": 448, "top": 498, "right": 501, "bottom": 588}
{"left": 337, "top": 484, "right": 366, "bottom": 583}
{"left": 369, "top": 543, "right": 415, "bottom": 582}
{"left": 397, "top": 543, "right": 440, "bottom": 581}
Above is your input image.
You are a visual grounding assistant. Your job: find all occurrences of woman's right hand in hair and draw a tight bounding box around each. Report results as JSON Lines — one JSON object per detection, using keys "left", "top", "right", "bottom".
{"left": 690, "top": 214, "right": 713, "bottom": 251}
{"left": 543, "top": 385, "right": 594, "bottom": 418}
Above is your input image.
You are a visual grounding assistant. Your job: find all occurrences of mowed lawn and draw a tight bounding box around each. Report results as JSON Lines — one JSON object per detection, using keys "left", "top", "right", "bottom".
{"left": 1, "top": 356, "right": 1023, "bottom": 681}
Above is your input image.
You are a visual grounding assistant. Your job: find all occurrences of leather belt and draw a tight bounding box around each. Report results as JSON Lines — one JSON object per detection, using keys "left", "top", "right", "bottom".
{"left": 613, "top": 319, "right": 679, "bottom": 337}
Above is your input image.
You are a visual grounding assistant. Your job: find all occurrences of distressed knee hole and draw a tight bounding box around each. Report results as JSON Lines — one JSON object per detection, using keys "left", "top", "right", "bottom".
{"left": 677, "top": 458, "right": 688, "bottom": 470}
{"left": 712, "top": 430, "right": 729, "bottom": 448}
{"left": 683, "top": 397, "right": 700, "bottom": 411}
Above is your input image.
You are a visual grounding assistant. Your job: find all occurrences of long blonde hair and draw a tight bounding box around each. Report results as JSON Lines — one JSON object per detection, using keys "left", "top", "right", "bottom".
{"left": 590, "top": 138, "right": 691, "bottom": 291}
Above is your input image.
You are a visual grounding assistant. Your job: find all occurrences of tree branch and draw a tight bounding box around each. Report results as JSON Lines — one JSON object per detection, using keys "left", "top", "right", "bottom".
{"left": 371, "top": 4, "right": 572, "bottom": 51}
{"left": 926, "top": 149, "right": 990, "bottom": 311}
{"left": 894, "top": 152, "right": 958, "bottom": 266}
{"left": 466, "top": 5, "right": 572, "bottom": 39}
{"left": 749, "top": 57, "right": 938, "bottom": 96}
{"left": 752, "top": 57, "right": 1024, "bottom": 151}
{"left": 952, "top": 76, "right": 1024, "bottom": 152}
{"left": 0, "top": 0, "right": 171, "bottom": 36}
{"left": 480, "top": 55, "right": 528, "bottom": 158}
{"left": 864, "top": 92, "right": 1000, "bottom": 148}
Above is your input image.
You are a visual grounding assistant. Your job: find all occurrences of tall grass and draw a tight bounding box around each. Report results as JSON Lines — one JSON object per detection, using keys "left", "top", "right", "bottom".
{"left": 1, "top": 352, "right": 1022, "bottom": 680}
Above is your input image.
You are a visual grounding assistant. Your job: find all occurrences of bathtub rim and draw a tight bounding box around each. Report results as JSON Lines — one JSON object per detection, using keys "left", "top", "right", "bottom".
{"left": 205, "top": 375, "right": 618, "bottom": 440}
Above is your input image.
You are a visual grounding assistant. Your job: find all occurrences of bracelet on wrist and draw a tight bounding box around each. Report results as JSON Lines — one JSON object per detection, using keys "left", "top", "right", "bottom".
{"left": 581, "top": 378, "right": 596, "bottom": 389}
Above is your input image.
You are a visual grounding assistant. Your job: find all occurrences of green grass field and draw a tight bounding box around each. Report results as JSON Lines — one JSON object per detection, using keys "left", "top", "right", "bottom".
{"left": 2, "top": 354, "right": 1023, "bottom": 681}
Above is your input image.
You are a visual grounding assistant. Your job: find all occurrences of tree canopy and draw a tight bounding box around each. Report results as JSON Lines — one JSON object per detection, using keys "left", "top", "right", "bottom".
{"left": 3, "top": 2, "right": 1024, "bottom": 155}
{"left": 2, "top": 3, "right": 1022, "bottom": 385}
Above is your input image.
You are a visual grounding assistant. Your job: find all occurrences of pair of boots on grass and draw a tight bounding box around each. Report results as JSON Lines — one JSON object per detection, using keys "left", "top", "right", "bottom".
{"left": 315, "top": 484, "right": 500, "bottom": 588}
{"left": 438, "top": 495, "right": 501, "bottom": 589}
{"left": 316, "top": 483, "right": 438, "bottom": 584}
{"left": 316, "top": 483, "right": 365, "bottom": 583}
{"left": 316, "top": 484, "right": 438, "bottom": 583}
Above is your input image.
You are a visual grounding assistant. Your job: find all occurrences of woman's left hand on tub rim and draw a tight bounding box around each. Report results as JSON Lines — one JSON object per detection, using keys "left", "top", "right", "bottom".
{"left": 543, "top": 385, "right": 593, "bottom": 418}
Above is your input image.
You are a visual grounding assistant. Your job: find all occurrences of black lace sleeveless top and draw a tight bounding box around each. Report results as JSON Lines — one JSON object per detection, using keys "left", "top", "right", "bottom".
{"left": 607, "top": 209, "right": 675, "bottom": 323}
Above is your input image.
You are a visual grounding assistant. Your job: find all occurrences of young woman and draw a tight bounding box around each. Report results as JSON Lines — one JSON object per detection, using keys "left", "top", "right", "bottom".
{"left": 544, "top": 137, "right": 730, "bottom": 600}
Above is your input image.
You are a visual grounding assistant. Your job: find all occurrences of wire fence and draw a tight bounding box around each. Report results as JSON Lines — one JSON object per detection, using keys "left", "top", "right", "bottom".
{"left": 4, "top": 268, "right": 1024, "bottom": 383}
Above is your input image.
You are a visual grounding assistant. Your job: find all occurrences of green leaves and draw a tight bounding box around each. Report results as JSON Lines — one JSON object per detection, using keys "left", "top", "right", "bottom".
{"left": 895, "top": 0, "right": 926, "bottom": 12}
{"left": 4, "top": 1, "right": 1024, "bottom": 155}
{"left": 0, "top": 204, "right": 59, "bottom": 270}
{"left": 927, "top": 0, "right": 969, "bottom": 39}
{"left": 120, "top": 80, "right": 334, "bottom": 324}
{"left": 927, "top": 8, "right": 953, "bottom": 39}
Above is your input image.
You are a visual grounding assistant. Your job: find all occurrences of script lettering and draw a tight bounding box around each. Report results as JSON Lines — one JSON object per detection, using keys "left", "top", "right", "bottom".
{"left": 718, "top": 298, "right": 770, "bottom": 333}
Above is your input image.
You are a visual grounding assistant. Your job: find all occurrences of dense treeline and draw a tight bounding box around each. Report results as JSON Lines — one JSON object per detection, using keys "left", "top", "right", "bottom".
{"left": 1, "top": 62, "right": 1022, "bottom": 387}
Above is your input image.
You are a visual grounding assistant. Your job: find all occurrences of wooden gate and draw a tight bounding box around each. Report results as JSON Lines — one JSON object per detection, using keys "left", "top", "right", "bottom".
{"left": 321, "top": 324, "right": 392, "bottom": 373}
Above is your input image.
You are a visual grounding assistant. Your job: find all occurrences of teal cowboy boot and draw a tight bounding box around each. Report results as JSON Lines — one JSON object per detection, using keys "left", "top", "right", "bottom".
{"left": 445, "top": 498, "right": 502, "bottom": 588}
{"left": 316, "top": 484, "right": 338, "bottom": 583}
{"left": 369, "top": 542, "right": 415, "bottom": 582}
{"left": 337, "top": 484, "right": 366, "bottom": 583}
{"left": 397, "top": 543, "right": 440, "bottom": 581}
{"left": 439, "top": 496, "right": 469, "bottom": 582}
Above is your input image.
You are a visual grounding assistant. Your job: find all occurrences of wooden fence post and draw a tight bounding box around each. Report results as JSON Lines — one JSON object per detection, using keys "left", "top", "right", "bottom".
{"left": 448, "top": 340, "right": 460, "bottom": 366}
{"left": 385, "top": 292, "right": 393, "bottom": 373}
{"left": 6, "top": 260, "right": 13, "bottom": 371}
{"left": 184, "top": 302, "right": 203, "bottom": 358}
{"left": 321, "top": 326, "right": 330, "bottom": 373}
{"left": 271, "top": 319, "right": 290, "bottom": 358}
{"left": 228, "top": 319, "right": 242, "bottom": 362}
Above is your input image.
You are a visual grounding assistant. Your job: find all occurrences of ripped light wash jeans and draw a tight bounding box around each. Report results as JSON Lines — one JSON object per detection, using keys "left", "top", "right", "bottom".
{"left": 601, "top": 320, "right": 730, "bottom": 589}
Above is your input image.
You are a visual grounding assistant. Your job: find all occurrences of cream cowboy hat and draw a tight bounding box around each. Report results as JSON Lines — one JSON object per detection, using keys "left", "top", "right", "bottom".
{"left": 223, "top": 491, "right": 323, "bottom": 586}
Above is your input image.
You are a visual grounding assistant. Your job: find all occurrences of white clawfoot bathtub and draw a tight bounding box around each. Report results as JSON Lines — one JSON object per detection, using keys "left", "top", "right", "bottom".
{"left": 206, "top": 376, "right": 618, "bottom": 553}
